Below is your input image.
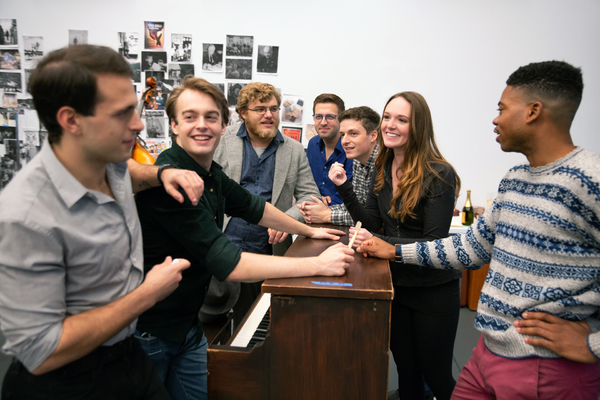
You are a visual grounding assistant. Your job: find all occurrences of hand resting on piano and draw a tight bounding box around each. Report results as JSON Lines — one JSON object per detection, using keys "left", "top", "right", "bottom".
{"left": 227, "top": 242, "right": 355, "bottom": 282}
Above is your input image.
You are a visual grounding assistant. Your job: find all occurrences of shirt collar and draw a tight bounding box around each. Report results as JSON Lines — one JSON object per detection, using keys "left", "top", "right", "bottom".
{"left": 161, "top": 140, "right": 222, "bottom": 178}
{"left": 317, "top": 134, "right": 344, "bottom": 154}
{"left": 41, "top": 138, "right": 126, "bottom": 209}
{"left": 365, "top": 143, "right": 379, "bottom": 170}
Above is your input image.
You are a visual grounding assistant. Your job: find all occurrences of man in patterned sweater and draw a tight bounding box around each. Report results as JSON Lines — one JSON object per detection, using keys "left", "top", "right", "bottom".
{"left": 358, "top": 61, "right": 600, "bottom": 399}
{"left": 298, "top": 106, "right": 379, "bottom": 226}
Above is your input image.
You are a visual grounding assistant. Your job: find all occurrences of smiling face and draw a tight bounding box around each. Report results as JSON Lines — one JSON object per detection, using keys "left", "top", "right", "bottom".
{"left": 78, "top": 74, "right": 143, "bottom": 165}
{"left": 381, "top": 96, "right": 411, "bottom": 152}
{"left": 340, "top": 118, "right": 377, "bottom": 165}
{"left": 170, "top": 88, "right": 226, "bottom": 170}
{"left": 314, "top": 102, "right": 341, "bottom": 142}
{"left": 241, "top": 95, "right": 280, "bottom": 140}
{"left": 492, "top": 86, "right": 532, "bottom": 154}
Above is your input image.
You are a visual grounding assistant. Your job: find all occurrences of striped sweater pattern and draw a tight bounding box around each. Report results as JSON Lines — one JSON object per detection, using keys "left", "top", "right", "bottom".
{"left": 400, "top": 147, "right": 600, "bottom": 359}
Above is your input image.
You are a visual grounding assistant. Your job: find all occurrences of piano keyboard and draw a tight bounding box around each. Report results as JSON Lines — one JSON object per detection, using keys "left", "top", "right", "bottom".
{"left": 230, "top": 293, "right": 271, "bottom": 347}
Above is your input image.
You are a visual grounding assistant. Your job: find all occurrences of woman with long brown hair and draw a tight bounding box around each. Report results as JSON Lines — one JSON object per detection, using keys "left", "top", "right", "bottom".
{"left": 330, "top": 91, "right": 461, "bottom": 400}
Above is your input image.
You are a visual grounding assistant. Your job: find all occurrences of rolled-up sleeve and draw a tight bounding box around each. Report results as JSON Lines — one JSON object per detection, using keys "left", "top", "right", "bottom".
{"left": 136, "top": 172, "right": 266, "bottom": 283}
{"left": 0, "top": 220, "right": 65, "bottom": 372}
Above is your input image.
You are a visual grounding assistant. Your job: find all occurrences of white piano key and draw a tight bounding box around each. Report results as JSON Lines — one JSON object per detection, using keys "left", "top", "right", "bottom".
{"left": 230, "top": 293, "right": 271, "bottom": 347}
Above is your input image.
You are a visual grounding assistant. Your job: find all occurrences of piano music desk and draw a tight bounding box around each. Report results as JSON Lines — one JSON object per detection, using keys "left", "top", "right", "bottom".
{"left": 208, "top": 226, "right": 394, "bottom": 399}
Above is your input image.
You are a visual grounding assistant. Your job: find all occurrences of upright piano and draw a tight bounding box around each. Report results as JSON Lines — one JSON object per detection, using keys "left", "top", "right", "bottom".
{"left": 207, "top": 227, "right": 394, "bottom": 399}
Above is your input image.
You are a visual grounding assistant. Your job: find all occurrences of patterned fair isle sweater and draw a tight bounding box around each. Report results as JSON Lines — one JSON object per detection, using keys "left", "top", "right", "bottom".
{"left": 399, "top": 147, "right": 600, "bottom": 359}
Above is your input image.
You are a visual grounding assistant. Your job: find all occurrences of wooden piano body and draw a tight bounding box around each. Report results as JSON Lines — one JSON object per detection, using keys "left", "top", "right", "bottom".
{"left": 207, "top": 228, "right": 394, "bottom": 399}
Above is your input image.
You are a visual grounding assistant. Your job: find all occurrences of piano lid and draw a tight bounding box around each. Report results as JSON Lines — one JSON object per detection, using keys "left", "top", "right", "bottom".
{"left": 263, "top": 225, "right": 393, "bottom": 300}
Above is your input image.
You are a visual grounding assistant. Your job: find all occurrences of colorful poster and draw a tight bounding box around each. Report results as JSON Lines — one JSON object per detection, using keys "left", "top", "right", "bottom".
{"left": 145, "top": 21, "right": 165, "bottom": 49}
{"left": 0, "top": 49, "right": 20, "bottom": 70}
{"left": 282, "top": 127, "right": 302, "bottom": 142}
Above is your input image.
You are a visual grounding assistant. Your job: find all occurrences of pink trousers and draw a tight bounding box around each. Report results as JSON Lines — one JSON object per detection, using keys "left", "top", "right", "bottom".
{"left": 451, "top": 334, "right": 600, "bottom": 400}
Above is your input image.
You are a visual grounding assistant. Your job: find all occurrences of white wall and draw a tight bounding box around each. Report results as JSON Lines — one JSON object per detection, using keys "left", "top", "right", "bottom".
{"left": 1, "top": 0, "right": 599, "bottom": 207}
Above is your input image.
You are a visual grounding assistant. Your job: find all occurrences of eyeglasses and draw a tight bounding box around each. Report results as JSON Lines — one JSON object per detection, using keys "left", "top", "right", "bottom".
{"left": 313, "top": 114, "right": 338, "bottom": 122}
{"left": 248, "top": 107, "right": 280, "bottom": 115}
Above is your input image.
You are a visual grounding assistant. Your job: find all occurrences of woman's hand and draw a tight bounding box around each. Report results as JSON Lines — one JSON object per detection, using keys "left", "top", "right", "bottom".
{"left": 348, "top": 227, "right": 373, "bottom": 248}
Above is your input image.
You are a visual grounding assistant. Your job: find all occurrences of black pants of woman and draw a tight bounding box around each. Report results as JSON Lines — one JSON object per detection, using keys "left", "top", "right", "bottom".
{"left": 390, "top": 279, "right": 461, "bottom": 400}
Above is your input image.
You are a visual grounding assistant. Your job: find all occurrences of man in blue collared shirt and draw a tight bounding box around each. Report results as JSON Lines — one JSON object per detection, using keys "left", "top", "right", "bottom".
{"left": 306, "top": 93, "right": 353, "bottom": 206}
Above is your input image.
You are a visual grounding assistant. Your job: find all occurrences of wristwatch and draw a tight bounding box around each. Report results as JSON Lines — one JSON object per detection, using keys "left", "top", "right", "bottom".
{"left": 157, "top": 164, "right": 176, "bottom": 186}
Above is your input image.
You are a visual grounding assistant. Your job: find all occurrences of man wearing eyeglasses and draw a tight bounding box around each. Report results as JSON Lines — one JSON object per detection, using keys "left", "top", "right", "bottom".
{"left": 306, "top": 93, "right": 353, "bottom": 206}
{"left": 207, "top": 82, "right": 321, "bottom": 321}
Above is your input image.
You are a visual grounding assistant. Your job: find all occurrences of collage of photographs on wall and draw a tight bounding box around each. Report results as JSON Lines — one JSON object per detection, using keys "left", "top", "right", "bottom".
{"left": 0, "top": 17, "right": 313, "bottom": 193}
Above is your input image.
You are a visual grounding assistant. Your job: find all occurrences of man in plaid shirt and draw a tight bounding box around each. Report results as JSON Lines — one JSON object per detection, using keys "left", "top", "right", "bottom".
{"left": 299, "top": 106, "right": 379, "bottom": 226}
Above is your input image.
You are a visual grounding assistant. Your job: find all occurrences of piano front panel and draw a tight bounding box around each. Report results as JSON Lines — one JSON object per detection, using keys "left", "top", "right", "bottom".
{"left": 269, "top": 295, "right": 391, "bottom": 399}
{"left": 207, "top": 339, "right": 269, "bottom": 399}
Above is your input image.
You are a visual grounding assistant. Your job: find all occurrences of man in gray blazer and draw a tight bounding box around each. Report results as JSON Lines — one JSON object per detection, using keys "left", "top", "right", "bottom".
{"left": 203, "top": 82, "right": 320, "bottom": 321}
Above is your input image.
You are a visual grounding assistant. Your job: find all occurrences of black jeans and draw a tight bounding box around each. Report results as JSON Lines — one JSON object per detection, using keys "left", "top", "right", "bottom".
{"left": 391, "top": 279, "right": 460, "bottom": 400}
{"left": 2, "top": 337, "right": 170, "bottom": 400}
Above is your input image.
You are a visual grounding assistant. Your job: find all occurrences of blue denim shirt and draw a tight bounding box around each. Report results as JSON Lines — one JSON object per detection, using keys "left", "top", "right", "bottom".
{"left": 224, "top": 123, "right": 284, "bottom": 255}
{"left": 306, "top": 135, "right": 353, "bottom": 205}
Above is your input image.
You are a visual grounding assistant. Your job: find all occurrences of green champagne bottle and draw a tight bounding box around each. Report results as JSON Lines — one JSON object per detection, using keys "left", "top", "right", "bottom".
{"left": 462, "top": 190, "right": 474, "bottom": 226}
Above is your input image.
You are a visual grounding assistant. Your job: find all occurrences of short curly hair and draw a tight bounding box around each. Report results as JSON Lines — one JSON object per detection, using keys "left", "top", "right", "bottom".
{"left": 235, "top": 82, "right": 281, "bottom": 118}
{"left": 507, "top": 60, "right": 583, "bottom": 125}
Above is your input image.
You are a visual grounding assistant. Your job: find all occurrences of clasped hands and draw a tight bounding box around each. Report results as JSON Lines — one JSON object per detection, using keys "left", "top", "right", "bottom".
{"left": 297, "top": 162, "right": 347, "bottom": 224}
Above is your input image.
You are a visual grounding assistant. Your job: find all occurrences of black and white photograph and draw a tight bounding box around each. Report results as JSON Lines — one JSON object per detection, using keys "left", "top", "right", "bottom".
{"left": 0, "top": 138, "right": 20, "bottom": 191}
{"left": 226, "top": 35, "right": 253, "bottom": 57}
{"left": 0, "top": 19, "right": 18, "bottom": 47}
{"left": 225, "top": 59, "right": 252, "bottom": 80}
{"left": 212, "top": 83, "right": 224, "bottom": 95}
{"left": 2, "top": 93, "right": 17, "bottom": 108}
{"left": 257, "top": 45, "right": 279, "bottom": 74}
{"left": 171, "top": 34, "right": 192, "bottom": 62}
{"left": 0, "top": 72, "right": 21, "bottom": 92}
{"left": 144, "top": 21, "right": 164, "bottom": 49}
{"left": 142, "top": 51, "right": 167, "bottom": 71}
{"left": 145, "top": 110, "right": 165, "bottom": 138}
{"left": 160, "top": 79, "right": 176, "bottom": 94}
{"left": 227, "top": 83, "right": 246, "bottom": 107}
{"left": 129, "top": 61, "right": 141, "bottom": 83}
{"left": 144, "top": 70, "right": 165, "bottom": 85}
{"left": 23, "top": 36, "right": 43, "bottom": 68}
{"left": 167, "top": 64, "right": 182, "bottom": 82}
{"left": 23, "top": 68, "right": 32, "bottom": 89}
{"left": 68, "top": 30, "right": 88, "bottom": 46}
{"left": 0, "top": 126, "right": 16, "bottom": 141}
{"left": 179, "top": 63, "right": 194, "bottom": 79}
{"left": 0, "top": 49, "right": 20, "bottom": 70}
{"left": 118, "top": 32, "right": 139, "bottom": 60}
{"left": 23, "top": 129, "right": 39, "bottom": 147}
{"left": 227, "top": 108, "right": 241, "bottom": 127}
{"left": 202, "top": 43, "right": 223, "bottom": 72}
{"left": 0, "top": 108, "right": 17, "bottom": 126}
{"left": 17, "top": 98, "right": 34, "bottom": 110}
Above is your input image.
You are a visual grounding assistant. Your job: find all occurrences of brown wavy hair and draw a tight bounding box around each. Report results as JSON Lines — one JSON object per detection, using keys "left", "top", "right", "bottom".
{"left": 374, "top": 92, "right": 460, "bottom": 222}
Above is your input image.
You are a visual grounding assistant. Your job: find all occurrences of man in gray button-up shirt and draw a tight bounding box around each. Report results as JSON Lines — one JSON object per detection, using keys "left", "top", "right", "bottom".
{"left": 0, "top": 45, "right": 203, "bottom": 399}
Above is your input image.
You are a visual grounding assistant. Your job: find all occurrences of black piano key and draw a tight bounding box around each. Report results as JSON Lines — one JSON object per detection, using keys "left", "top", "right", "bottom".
{"left": 246, "top": 307, "right": 271, "bottom": 348}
